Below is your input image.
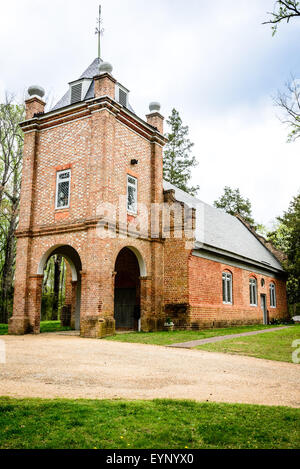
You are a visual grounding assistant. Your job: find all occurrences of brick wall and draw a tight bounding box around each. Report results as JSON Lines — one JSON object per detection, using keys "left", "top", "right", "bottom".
{"left": 188, "top": 255, "right": 288, "bottom": 328}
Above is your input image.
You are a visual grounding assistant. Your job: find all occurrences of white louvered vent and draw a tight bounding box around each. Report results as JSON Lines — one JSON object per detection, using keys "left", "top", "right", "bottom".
{"left": 119, "top": 89, "right": 127, "bottom": 107}
{"left": 71, "top": 83, "right": 82, "bottom": 104}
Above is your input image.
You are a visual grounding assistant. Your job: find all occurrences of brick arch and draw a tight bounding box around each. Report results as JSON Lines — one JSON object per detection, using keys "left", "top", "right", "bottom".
{"left": 114, "top": 245, "right": 147, "bottom": 277}
{"left": 222, "top": 268, "right": 233, "bottom": 275}
{"left": 37, "top": 244, "right": 82, "bottom": 281}
{"left": 38, "top": 244, "right": 82, "bottom": 331}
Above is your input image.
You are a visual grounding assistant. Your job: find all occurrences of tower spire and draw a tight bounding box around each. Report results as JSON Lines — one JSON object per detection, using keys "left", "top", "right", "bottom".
{"left": 95, "top": 5, "right": 104, "bottom": 59}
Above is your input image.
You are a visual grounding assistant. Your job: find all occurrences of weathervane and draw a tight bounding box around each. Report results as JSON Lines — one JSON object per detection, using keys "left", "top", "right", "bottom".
{"left": 95, "top": 5, "right": 104, "bottom": 59}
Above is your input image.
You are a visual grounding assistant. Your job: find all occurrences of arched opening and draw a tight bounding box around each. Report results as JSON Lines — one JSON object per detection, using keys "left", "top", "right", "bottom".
{"left": 114, "top": 247, "right": 144, "bottom": 331}
{"left": 38, "top": 245, "right": 82, "bottom": 331}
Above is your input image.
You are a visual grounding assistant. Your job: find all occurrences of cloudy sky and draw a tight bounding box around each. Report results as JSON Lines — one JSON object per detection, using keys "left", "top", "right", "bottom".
{"left": 0, "top": 0, "right": 299, "bottom": 227}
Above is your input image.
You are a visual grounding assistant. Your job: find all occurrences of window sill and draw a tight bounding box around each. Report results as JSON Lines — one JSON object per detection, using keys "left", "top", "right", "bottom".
{"left": 55, "top": 207, "right": 70, "bottom": 212}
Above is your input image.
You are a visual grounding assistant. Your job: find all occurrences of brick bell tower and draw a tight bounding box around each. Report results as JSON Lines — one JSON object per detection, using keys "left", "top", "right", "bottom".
{"left": 8, "top": 57, "right": 167, "bottom": 338}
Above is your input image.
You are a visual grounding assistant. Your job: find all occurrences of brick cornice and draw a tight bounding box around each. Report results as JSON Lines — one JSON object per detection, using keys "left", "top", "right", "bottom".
{"left": 19, "top": 95, "right": 166, "bottom": 145}
{"left": 16, "top": 217, "right": 164, "bottom": 243}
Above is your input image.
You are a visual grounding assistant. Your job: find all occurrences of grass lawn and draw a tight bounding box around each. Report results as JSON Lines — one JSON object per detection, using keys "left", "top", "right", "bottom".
{"left": 105, "top": 324, "right": 280, "bottom": 346}
{"left": 0, "top": 397, "right": 299, "bottom": 449}
{"left": 196, "top": 325, "right": 300, "bottom": 363}
{"left": 0, "top": 321, "right": 71, "bottom": 335}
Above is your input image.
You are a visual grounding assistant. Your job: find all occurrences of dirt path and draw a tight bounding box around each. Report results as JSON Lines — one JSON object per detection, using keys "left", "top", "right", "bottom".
{"left": 169, "top": 326, "right": 291, "bottom": 348}
{"left": 0, "top": 334, "right": 299, "bottom": 407}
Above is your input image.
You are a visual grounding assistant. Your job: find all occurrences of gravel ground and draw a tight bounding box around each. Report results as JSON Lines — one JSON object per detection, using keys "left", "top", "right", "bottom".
{"left": 0, "top": 333, "right": 299, "bottom": 407}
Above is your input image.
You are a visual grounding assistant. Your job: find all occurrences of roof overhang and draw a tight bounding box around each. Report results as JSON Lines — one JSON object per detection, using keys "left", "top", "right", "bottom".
{"left": 193, "top": 242, "right": 286, "bottom": 277}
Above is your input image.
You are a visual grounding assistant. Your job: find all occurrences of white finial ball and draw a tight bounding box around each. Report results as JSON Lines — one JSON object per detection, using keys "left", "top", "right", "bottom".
{"left": 27, "top": 85, "right": 45, "bottom": 99}
{"left": 149, "top": 101, "right": 161, "bottom": 113}
{"left": 99, "top": 61, "right": 113, "bottom": 74}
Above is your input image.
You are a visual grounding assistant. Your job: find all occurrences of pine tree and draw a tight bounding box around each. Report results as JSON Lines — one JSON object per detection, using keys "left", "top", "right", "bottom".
{"left": 214, "top": 186, "right": 255, "bottom": 226}
{"left": 163, "top": 108, "right": 199, "bottom": 196}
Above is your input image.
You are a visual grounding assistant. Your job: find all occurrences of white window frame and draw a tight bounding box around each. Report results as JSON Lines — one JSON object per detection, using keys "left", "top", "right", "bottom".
{"left": 249, "top": 278, "right": 257, "bottom": 306}
{"left": 222, "top": 272, "right": 233, "bottom": 304}
{"left": 55, "top": 169, "right": 71, "bottom": 210}
{"left": 270, "top": 283, "right": 277, "bottom": 308}
{"left": 127, "top": 175, "right": 137, "bottom": 215}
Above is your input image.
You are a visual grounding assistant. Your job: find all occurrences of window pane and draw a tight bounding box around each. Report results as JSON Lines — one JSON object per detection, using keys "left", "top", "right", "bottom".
{"left": 57, "top": 181, "right": 69, "bottom": 208}
{"left": 227, "top": 279, "right": 231, "bottom": 303}
{"left": 127, "top": 185, "right": 136, "bottom": 212}
{"left": 222, "top": 278, "right": 226, "bottom": 302}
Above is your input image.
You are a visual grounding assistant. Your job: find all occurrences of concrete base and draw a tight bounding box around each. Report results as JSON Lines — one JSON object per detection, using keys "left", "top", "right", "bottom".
{"left": 80, "top": 316, "right": 115, "bottom": 338}
{"left": 8, "top": 317, "right": 31, "bottom": 335}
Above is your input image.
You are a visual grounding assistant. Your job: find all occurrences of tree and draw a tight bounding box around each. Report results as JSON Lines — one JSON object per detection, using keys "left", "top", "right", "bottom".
{"left": 213, "top": 186, "right": 255, "bottom": 225}
{"left": 268, "top": 193, "right": 300, "bottom": 312}
{"left": 264, "top": 3, "right": 300, "bottom": 140}
{"left": 0, "top": 95, "right": 24, "bottom": 323}
{"left": 163, "top": 108, "right": 199, "bottom": 196}
{"left": 274, "top": 76, "right": 300, "bottom": 142}
{"left": 263, "top": 0, "right": 300, "bottom": 35}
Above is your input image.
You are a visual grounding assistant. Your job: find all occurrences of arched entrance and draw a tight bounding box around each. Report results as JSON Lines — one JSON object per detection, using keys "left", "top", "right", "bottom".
{"left": 114, "top": 247, "right": 145, "bottom": 331}
{"left": 38, "top": 245, "right": 82, "bottom": 331}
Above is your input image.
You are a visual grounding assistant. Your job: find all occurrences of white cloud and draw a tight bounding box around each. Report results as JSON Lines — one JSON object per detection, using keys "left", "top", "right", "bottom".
{"left": 0, "top": 0, "right": 299, "bottom": 225}
{"left": 189, "top": 100, "right": 300, "bottom": 226}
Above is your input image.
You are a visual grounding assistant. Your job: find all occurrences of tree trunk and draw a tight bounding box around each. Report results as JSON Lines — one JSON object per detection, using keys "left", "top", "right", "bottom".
{"left": 52, "top": 255, "right": 62, "bottom": 320}
{"left": 0, "top": 198, "right": 18, "bottom": 323}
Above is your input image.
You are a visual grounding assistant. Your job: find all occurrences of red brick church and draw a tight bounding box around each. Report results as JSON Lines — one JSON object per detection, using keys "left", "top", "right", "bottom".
{"left": 9, "top": 57, "right": 287, "bottom": 338}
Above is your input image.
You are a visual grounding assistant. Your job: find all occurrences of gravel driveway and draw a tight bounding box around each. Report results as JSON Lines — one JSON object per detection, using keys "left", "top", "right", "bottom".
{"left": 0, "top": 334, "right": 299, "bottom": 407}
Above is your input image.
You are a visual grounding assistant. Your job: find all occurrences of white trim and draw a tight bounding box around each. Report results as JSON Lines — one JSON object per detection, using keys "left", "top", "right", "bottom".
{"left": 249, "top": 278, "right": 258, "bottom": 306}
{"left": 222, "top": 272, "right": 233, "bottom": 304}
{"left": 55, "top": 169, "right": 71, "bottom": 210}
{"left": 269, "top": 282, "right": 277, "bottom": 308}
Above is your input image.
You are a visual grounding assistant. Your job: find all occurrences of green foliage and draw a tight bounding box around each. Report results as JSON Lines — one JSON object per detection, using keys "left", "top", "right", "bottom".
{"left": 264, "top": 1, "right": 300, "bottom": 35}
{"left": 213, "top": 186, "right": 255, "bottom": 225}
{"left": 268, "top": 193, "right": 300, "bottom": 308}
{"left": 0, "top": 96, "right": 25, "bottom": 322}
{"left": 41, "top": 256, "right": 66, "bottom": 321}
{"left": 0, "top": 397, "right": 299, "bottom": 449}
{"left": 163, "top": 108, "right": 199, "bottom": 196}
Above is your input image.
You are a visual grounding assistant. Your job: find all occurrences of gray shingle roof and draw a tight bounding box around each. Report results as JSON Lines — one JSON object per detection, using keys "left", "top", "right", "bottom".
{"left": 52, "top": 58, "right": 135, "bottom": 113}
{"left": 163, "top": 180, "right": 284, "bottom": 272}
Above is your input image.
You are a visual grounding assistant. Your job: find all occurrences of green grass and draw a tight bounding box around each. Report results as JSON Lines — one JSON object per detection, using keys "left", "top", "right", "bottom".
{"left": 105, "top": 324, "right": 280, "bottom": 346}
{"left": 196, "top": 325, "right": 300, "bottom": 363}
{"left": 0, "top": 321, "right": 71, "bottom": 335}
{"left": 0, "top": 397, "right": 299, "bottom": 449}
{"left": 40, "top": 321, "right": 72, "bottom": 333}
{"left": 0, "top": 324, "right": 8, "bottom": 335}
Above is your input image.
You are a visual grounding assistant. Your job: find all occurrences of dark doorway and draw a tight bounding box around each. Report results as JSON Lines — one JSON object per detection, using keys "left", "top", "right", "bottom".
{"left": 114, "top": 247, "right": 141, "bottom": 330}
{"left": 261, "top": 294, "right": 268, "bottom": 325}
